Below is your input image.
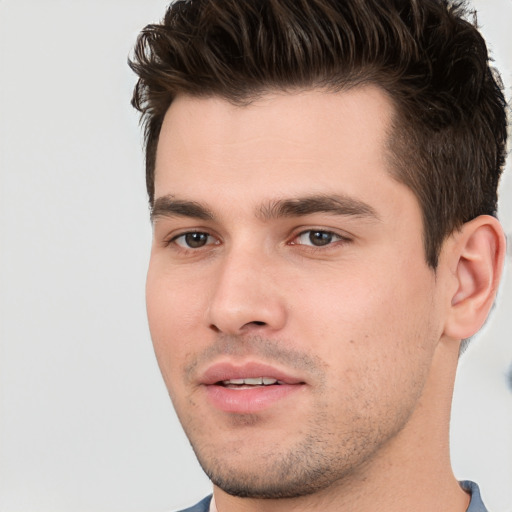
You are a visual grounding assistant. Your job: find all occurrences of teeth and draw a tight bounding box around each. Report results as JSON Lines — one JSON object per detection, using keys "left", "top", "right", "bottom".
{"left": 244, "top": 377, "right": 263, "bottom": 385}
{"left": 226, "top": 378, "right": 245, "bottom": 385}
{"left": 222, "top": 377, "right": 278, "bottom": 386}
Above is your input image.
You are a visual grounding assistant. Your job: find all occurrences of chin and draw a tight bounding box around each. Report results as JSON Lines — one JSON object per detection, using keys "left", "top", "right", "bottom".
{"left": 190, "top": 434, "right": 355, "bottom": 500}
{"left": 204, "top": 462, "right": 338, "bottom": 499}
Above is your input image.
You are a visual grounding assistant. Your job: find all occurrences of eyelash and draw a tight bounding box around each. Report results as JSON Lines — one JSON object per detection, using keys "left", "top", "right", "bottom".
{"left": 166, "top": 228, "right": 350, "bottom": 252}
{"left": 167, "top": 231, "right": 219, "bottom": 250}
{"left": 290, "top": 230, "right": 348, "bottom": 248}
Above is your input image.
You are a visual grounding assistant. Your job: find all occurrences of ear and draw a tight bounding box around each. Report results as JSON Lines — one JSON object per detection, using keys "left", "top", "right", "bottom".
{"left": 443, "top": 215, "right": 506, "bottom": 340}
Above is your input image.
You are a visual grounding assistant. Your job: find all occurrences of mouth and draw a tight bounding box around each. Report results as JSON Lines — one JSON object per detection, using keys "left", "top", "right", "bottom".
{"left": 199, "top": 362, "right": 305, "bottom": 413}
{"left": 219, "top": 377, "right": 283, "bottom": 388}
{"left": 200, "top": 361, "right": 304, "bottom": 386}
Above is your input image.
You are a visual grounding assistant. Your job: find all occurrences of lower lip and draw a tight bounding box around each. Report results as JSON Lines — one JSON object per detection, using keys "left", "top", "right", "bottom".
{"left": 204, "top": 383, "right": 303, "bottom": 413}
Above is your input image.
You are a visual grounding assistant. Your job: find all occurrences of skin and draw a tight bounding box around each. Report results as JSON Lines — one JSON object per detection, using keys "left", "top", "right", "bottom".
{"left": 146, "top": 87, "right": 503, "bottom": 512}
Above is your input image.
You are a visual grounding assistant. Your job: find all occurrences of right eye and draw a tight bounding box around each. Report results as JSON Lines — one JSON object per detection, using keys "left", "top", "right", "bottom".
{"left": 171, "top": 231, "right": 217, "bottom": 249}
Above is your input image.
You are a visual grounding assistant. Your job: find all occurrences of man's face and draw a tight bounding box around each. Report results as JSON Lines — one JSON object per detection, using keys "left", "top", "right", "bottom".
{"left": 147, "top": 87, "right": 449, "bottom": 498}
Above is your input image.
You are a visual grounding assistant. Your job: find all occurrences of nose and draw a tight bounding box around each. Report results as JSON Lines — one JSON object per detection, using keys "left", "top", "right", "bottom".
{"left": 206, "top": 246, "right": 287, "bottom": 335}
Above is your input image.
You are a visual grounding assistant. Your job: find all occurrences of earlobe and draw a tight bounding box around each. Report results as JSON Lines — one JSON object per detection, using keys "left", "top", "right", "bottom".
{"left": 444, "top": 215, "right": 506, "bottom": 340}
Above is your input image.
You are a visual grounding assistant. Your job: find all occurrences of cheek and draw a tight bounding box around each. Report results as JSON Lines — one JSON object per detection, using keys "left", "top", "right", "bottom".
{"left": 290, "top": 256, "right": 438, "bottom": 370}
{"left": 298, "top": 270, "right": 438, "bottom": 432}
{"left": 146, "top": 260, "right": 207, "bottom": 331}
{"left": 145, "top": 264, "right": 207, "bottom": 385}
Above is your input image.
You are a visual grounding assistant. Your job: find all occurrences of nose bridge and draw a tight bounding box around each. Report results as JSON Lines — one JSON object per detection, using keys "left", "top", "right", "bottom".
{"left": 207, "top": 240, "right": 286, "bottom": 334}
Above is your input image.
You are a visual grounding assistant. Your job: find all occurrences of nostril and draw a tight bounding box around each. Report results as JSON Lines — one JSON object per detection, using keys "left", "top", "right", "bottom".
{"left": 209, "top": 320, "right": 267, "bottom": 334}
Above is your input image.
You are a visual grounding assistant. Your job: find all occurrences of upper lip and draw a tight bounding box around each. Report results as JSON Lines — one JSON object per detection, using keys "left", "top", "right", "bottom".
{"left": 199, "top": 361, "right": 305, "bottom": 385}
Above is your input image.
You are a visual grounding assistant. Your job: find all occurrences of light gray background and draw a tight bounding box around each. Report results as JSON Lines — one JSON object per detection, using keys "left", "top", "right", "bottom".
{"left": 0, "top": 1, "right": 511, "bottom": 511}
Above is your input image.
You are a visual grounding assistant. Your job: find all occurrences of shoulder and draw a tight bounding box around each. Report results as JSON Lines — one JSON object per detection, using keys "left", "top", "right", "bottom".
{"left": 174, "top": 495, "right": 212, "bottom": 512}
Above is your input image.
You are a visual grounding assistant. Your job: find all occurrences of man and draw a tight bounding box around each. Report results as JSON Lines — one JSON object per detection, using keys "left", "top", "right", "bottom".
{"left": 129, "top": 0, "right": 508, "bottom": 511}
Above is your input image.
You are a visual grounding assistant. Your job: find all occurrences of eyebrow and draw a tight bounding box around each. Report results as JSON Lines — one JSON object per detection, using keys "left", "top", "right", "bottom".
{"left": 151, "top": 195, "right": 214, "bottom": 222}
{"left": 258, "top": 194, "right": 380, "bottom": 221}
{"left": 150, "top": 193, "right": 380, "bottom": 223}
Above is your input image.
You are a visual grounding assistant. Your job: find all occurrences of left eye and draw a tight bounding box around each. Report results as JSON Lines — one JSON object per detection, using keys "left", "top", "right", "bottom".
{"left": 293, "top": 230, "right": 343, "bottom": 247}
{"left": 172, "top": 232, "right": 216, "bottom": 249}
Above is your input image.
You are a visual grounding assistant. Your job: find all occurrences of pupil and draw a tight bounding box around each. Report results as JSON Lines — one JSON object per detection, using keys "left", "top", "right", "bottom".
{"left": 309, "top": 231, "right": 332, "bottom": 246}
{"left": 185, "top": 232, "right": 208, "bottom": 248}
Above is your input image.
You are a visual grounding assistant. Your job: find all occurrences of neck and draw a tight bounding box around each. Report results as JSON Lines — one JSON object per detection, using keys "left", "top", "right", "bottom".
{"left": 213, "top": 340, "right": 470, "bottom": 512}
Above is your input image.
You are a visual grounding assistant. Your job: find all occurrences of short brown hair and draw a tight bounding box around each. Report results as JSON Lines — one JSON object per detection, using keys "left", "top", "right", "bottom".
{"left": 129, "top": 0, "right": 508, "bottom": 267}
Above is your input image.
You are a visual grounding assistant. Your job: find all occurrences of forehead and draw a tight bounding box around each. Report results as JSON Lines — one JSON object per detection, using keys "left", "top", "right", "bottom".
{"left": 154, "top": 87, "right": 400, "bottom": 209}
